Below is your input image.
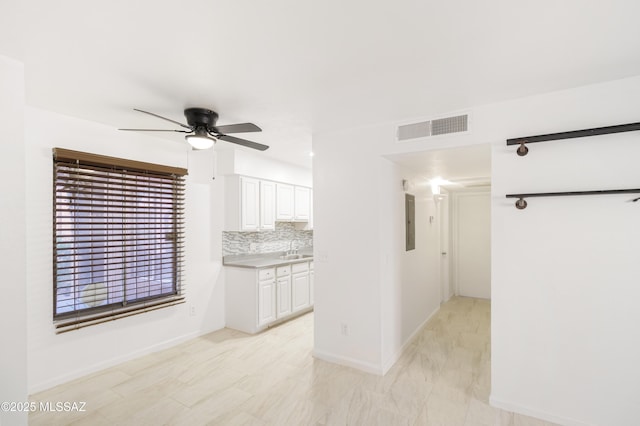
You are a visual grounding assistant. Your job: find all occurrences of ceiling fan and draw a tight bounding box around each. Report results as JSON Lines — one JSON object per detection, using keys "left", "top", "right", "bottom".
{"left": 119, "top": 108, "right": 269, "bottom": 151}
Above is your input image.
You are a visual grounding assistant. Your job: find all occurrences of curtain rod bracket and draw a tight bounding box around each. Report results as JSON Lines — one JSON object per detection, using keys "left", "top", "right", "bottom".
{"left": 515, "top": 198, "right": 528, "bottom": 209}
{"left": 516, "top": 142, "right": 529, "bottom": 156}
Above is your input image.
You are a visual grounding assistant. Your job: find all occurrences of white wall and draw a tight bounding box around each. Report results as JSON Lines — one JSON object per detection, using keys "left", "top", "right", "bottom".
{"left": 312, "top": 130, "right": 384, "bottom": 372}
{"left": 451, "top": 189, "right": 491, "bottom": 299}
{"left": 25, "top": 107, "right": 226, "bottom": 392}
{"left": 217, "top": 147, "right": 312, "bottom": 187}
{"left": 488, "top": 78, "right": 640, "bottom": 426}
{"left": 0, "top": 55, "right": 28, "bottom": 426}
{"left": 313, "top": 124, "right": 441, "bottom": 374}
{"left": 314, "top": 74, "right": 640, "bottom": 425}
{"left": 380, "top": 164, "right": 441, "bottom": 370}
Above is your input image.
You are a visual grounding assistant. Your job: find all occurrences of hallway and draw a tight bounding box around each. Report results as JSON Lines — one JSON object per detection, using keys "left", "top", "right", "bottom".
{"left": 29, "top": 297, "right": 556, "bottom": 425}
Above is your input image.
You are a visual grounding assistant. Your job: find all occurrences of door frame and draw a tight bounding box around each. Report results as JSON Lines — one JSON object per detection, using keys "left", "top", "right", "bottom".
{"left": 450, "top": 187, "right": 492, "bottom": 298}
{"left": 435, "top": 192, "right": 451, "bottom": 303}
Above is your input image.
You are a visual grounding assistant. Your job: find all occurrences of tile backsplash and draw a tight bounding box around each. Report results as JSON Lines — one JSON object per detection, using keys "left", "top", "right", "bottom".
{"left": 222, "top": 222, "right": 313, "bottom": 256}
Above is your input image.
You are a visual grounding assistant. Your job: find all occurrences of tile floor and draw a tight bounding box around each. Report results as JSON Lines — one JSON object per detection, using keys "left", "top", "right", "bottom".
{"left": 29, "top": 297, "right": 558, "bottom": 425}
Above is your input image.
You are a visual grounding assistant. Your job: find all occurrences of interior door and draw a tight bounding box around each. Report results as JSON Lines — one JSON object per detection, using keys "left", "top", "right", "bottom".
{"left": 455, "top": 191, "right": 491, "bottom": 299}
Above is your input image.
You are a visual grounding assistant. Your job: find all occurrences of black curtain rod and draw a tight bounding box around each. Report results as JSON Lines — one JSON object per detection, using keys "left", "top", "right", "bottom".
{"left": 507, "top": 122, "right": 640, "bottom": 145}
{"left": 506, "top": 122, "right": 640, "bottom": 156}
{"left": 506, "top": 188, "right": 640, "bottom": 209}
{"left": 506, "top": 189, "right": 640, "bottom": 198}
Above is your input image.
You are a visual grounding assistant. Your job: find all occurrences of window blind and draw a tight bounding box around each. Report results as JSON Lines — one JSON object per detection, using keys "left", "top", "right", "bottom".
{"left": 52, "top": 148, "right": 187, "bottom": 333}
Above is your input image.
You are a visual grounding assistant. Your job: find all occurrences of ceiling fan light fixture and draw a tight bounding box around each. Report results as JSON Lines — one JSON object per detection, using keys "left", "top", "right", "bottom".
{"left": 121, "top": 107, "right": 268, "bottom": 151}
{"left": 186, "top": 129, "right": 216, "bottom": 150}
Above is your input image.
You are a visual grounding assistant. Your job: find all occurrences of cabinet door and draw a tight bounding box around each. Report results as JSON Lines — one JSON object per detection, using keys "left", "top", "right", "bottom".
{"left": 276, "top": 183, "right": 294, "bottom": 221}
{"left": 240, "top": 177, "right": 260, "bottom": 231}
{"left": 258, "top": 279, "right": 276, "bottom": 326}
{"left": 294, "top": 186, "right": 310, "bottom": 221}
{"left": 292, "top": 272, "right": 310, "bottom": 313}
{"left": 276, "top": 276, "right": 292, "bottom": 318}
{"left": 260, "top": 180, "right": 276, "bottom": 230}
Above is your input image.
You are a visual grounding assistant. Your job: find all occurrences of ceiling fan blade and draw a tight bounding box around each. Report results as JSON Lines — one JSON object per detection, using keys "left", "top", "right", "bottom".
{"left": 119, "top": 128, "right": 190, "bottom": 133}
{"left": 133, "top": 108, "right": 191, "bottom": 129}
{"left": 214, "top": 123, "right": 262, "bottom": 134}
{"left": 217, "top": 134, "right": 269, "bottom": 151}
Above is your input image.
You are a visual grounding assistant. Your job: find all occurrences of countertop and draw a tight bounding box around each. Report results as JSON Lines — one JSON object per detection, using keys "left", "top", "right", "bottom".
{"left": 223, "top": 251, "right": 314, "bottom": 269}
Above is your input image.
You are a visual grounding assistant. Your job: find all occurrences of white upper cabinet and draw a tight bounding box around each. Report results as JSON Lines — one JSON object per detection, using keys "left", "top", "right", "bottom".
{"left": 260, "top": 180, "right": 276, "bottom": 230}
{"left": 240, "top": 177, "right": 260, "bottom": 231}
{"left": 227, "top": 175, "right": 312, "bottom": 229}
{"left": 226, "top": 176, "right": 279, "bottom": 231}
{"left": 294, "top": 186, "right": 310, "bottom": 221}
{"left": 276, "top": 183, "right": 295, "bottom": 221}
{"left": 276, "top": 183, "right": 311, "bottom": 222}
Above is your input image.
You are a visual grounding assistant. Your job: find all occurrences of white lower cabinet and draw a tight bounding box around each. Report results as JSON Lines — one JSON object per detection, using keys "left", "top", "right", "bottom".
{"left": 258, "top": 278, "right": 276, "bottom": 326}
{"left": 226, "top": 261, "right": 312, "bottom": 334}
{"left": 276, "top": 265, "right": 292, "bottom": 318}
{"left": 292, "top": 262, "right": 310, "bottom": 313}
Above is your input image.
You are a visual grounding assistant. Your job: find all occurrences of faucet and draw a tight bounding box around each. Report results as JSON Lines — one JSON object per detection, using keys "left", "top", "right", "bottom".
{"left": 288, "top": 240, "right": 298, "bottom": 255}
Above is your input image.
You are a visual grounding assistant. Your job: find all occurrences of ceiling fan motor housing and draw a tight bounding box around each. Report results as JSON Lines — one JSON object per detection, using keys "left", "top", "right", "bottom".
{"left": 184, "top": 108, "right": 219, "bottom": 129}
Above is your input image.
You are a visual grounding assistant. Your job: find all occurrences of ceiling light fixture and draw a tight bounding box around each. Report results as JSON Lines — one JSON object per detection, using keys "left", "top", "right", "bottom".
{"left": 431, "top": 182, "right": 441, "bottom": 195}
{"left": 429, "top": 176, "right": 452, "bottom": 195}
{"left": 185, "top": 128, "right": 216, "bottom": 150}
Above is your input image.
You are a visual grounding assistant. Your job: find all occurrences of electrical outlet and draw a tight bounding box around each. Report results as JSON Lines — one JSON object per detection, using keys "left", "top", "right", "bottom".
{"left": 189, "top": 306, "right": 196, "bottom": 316}
{"left": 340, "top": 322, "right": 349, "bottom": 336}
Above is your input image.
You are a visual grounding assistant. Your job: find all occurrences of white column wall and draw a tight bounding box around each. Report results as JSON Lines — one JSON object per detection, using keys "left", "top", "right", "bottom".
{"left": 312, "top": 127, "right": 384, "bottom": 372}
{"left": 0, "top": 54, "right": 28, "bottom": 426}
{"left": 313, "top": 124, "right": 441, "bottom": 374}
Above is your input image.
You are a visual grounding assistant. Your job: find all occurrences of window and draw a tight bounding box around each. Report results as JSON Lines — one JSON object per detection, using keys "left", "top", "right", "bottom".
{"left": 53, "top": 148, "right": 187, "bottom": 332}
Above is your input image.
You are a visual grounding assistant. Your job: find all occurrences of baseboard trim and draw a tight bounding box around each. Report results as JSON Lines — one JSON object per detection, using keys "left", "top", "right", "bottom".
{"left": 490, "top": 395, "right": 592, "bottom": 426}
{"left": 313, "top": 305, "right": 442, "bottom": 377}
{"left": 28, "top": 326, "right": 220, "bottom": 394}
{"left": 381, "top": 304, "right": 441, "bottom": 374}
{"left": 312, "top": 349, "right": 384, "bottom": 375}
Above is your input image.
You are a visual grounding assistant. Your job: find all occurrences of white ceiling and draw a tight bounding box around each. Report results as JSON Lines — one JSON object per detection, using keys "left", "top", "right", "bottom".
{"left": 387, "top": 144, "right": 492, "bottom": 191}
{"left": 2, "top": 0, "right": 640, "bottom": 169}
